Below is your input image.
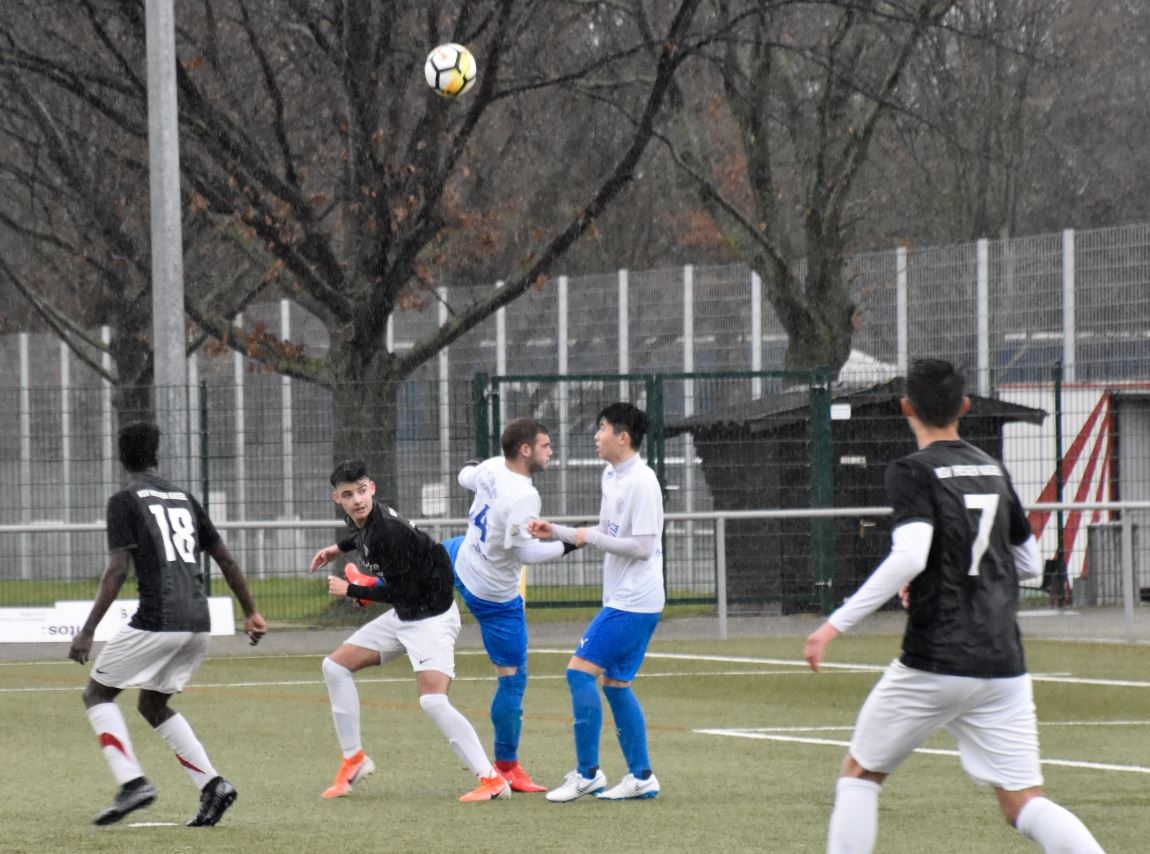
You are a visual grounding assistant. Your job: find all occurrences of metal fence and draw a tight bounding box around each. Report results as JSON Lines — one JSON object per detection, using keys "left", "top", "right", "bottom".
{"left": 1, "top": 223, "right": 1149, "bottom": 621}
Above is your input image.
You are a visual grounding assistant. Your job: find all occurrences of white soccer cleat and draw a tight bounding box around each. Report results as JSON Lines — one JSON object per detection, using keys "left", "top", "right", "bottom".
{"left": 545, "top": 769, "right": 607, "bottom": 803}
{"left": 596, "top": 772, "right": 660, "bottom": 800}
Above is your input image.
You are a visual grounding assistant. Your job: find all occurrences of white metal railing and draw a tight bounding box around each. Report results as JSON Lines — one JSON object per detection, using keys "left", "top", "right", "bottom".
{"left": 4, "top": 501, "right": 1147, "bottom": 641}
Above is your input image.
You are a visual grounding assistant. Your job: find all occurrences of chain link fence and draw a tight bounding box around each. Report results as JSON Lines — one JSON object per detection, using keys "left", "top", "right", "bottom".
{"left": 2, "top": 224, "right": 1150, "bottom": 625}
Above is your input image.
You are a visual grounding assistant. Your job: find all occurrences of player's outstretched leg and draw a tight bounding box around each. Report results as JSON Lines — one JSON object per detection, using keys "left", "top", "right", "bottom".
{"left": 186, "top": 776, "right": 238, "bottom": 827}
{"left": 321, "top": 656, "right": 375, "bottom": 798}
{"left": 490, "top": 668, "right": 545, "bottom": 792}
{"left": 86, "top": 701, "right": 156, "bottom": 825}
{"left": 418, "top": 693, "right": 510, "bottom": 802}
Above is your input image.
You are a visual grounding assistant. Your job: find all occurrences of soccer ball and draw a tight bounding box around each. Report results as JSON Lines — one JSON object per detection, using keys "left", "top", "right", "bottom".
{"left": 424, "top": 43, "right": 477, "bottom": 98}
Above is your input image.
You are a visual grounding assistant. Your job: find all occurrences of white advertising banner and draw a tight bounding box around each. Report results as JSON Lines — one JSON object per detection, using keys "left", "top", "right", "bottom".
{"left": 0, "top": 597, "right": 237, "bottom": 643}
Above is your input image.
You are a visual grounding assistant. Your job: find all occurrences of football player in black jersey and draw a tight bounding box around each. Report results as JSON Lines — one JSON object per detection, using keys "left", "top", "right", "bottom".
{"left": 804, "top": 359, "right": 1104, "bottom": 853}
{"left": 69, "top": 422, "right": 267, "bottom": 828}
{"left": 309, "top": 460, "right": 510, "bottom": 803}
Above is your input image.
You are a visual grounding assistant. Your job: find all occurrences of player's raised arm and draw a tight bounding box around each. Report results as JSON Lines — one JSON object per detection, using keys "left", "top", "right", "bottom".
{"left": 310, "top": 543, "right": 341, "bottom": 572}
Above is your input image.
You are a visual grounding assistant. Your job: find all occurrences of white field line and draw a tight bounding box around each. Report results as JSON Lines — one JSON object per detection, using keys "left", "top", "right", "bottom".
{"left": 694, "top": 727, "right": 1150, "bottom": 775}
{"left": 5, "top": 650, "right": 1150, "bottom": 693}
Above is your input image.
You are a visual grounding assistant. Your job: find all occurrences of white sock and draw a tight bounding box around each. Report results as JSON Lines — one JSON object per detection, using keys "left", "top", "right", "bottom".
{"left": 827, "top": 777, "right": 881, "bottom": 854}
{"left": 1015, "top": 796, "right": 1105, "bottom": 854}
{"left": 86, "top": 703, "right": 144, "bottom": 786}
{"left": 322, "top": 657, "right": 363, "bottom": 758}
{"left": 419, "top": 693, "right": 494, "bottom": 778}
{"left": 155, "top": 713, "right": 218, "bottom": 790}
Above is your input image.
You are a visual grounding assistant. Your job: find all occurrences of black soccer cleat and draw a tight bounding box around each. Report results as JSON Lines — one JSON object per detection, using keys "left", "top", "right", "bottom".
{"left": 186, "top": 776, "right": 237, "bottom": 827}
{"left": 94, "top": 777, "right": 157, "bottom": 826}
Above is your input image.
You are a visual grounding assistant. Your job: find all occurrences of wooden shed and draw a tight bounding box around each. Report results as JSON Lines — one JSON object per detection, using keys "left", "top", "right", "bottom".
{"left": 665, "top": 379, "right": 1046, "bottom": 613}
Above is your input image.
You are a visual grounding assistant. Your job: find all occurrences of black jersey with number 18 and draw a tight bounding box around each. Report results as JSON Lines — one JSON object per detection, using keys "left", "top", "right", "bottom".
{"left": 889, "top": 440, "right": 1033, "bottom": 678}
{"left": 105, "top": 472, "right": 221, "bottom": 632}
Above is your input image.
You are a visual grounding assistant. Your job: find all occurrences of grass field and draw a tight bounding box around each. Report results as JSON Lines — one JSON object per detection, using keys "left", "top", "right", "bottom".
{"left": 4, "top": 631, "right": 1150, "bottom": 853}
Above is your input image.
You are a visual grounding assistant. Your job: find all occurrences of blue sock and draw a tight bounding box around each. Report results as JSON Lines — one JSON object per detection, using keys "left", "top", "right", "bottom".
{"left": 491, "top": 669, "right": 527, "bottom": 763}
{"left": 603, "top": 684, "right": 650, "bottom": 776}
{"left": 566, "top": 669, "right": 601, "bottom": 777}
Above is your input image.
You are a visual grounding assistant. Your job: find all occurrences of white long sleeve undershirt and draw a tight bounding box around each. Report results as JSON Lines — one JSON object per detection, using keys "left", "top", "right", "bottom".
{"left": 513, "top": 539, "right": 567, "bottom": 564}
{"left": 549, "top": 523, "right": 658, "bottom": 561}
{"left": 1012, "top": 536, "right": 1042, "bottom": 580}
{"left": 828, "top": 524, "right": 1043, "bottom": 634}
{"left": 827, "top": 522, "right": 933, "bottom": 634}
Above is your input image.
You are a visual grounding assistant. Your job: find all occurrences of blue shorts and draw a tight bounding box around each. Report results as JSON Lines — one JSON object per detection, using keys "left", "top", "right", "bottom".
{"left": 441, "top": 535, "right": 465, "bottom": 566}
{"left": 444, "top": 536, "right": 527, "bottom": 669}
{"left": 574, "top": 607, "right": 661, "bottom": 682}
{"left": 455, "top": 581, "right": 528, "bottom": 668}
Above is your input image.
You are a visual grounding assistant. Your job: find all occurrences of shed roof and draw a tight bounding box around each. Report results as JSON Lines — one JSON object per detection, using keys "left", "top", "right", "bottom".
{"left": 665, "top": 379, "right": 1046, "bottom": 439}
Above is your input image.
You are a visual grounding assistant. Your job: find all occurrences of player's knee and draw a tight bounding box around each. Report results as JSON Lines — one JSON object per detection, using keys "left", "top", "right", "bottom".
{"left": 322, "top": 655, "right": 350, "bottom": 682}
{"left": 498, "top": 667, "right": 527, "bottom": 687}
{"left": 997, "top": 787, "right": 1042, "bottom": 827}
{"left": 136, "top": 692, "right": 173, "bottom": 728}
{"left": 81, "top": 680, "right": 115, "bottom": 708}
{"left": 840, "top": 753, "right": 884, "bottom": 784}
{"left": 419, "top": 693, "right": 450, "bottom": 715}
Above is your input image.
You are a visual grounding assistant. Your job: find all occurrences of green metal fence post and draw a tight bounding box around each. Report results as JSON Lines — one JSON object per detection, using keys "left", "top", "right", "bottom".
{"left": 473, "top": 372, "right": 490, "bottom": 459}
{"left": 490, "top": 379, "right": 502, "bottom": 452}
{"left": 809, "top": 368, "right": 834, "bottom": 614}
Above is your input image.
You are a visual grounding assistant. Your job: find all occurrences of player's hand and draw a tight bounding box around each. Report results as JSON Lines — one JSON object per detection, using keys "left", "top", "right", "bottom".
{"left": 68, "top": 629, "right": 94, "bottom": 665}
{"left": 803, "top": 623, "right": 840, "bottom": 673}
{"left": 899, "top": 584, "right": 911, "bottom": 610}
{"left": 327, "top": 575, "right": 350, "bottom": 598}
{"left": 527, "top": 519, "right": 553, "bottom": 539}
{"left": 310, "top": 545, "right": 338, "bottom": 573}
{"left": 244, "top": 612, "right": 268, "bottom": 646}
{"left": 574, "top": 527, "right": 588, "bottom": 547}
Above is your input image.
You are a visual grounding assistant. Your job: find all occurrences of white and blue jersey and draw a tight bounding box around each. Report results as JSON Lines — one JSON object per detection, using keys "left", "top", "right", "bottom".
{"left": 598, "top": 455, "right": 665, "bottom": 614}
{"left": 454, "top": 457, "right": 543, "bottom": 603}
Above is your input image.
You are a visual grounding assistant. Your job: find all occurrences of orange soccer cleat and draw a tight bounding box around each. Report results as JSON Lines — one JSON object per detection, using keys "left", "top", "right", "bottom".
{"left": 495, "top": 761, "right": 547, "bottom": 793}
{"left": 321, "top": 750, "right": 376, "bottom": 799}
{"left": 459, "top": 773, "right": 511, "bottom": 803}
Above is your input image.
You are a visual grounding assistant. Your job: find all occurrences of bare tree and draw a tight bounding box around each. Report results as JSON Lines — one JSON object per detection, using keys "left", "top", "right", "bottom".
{"left": 0, "top": 0, "right": 705, "bottom": 498}
{"left": 864, "top": 0, "right": 1062, "bottom": 246}
{"left": 656, "top": 0, "right": 956, "bottom": 375}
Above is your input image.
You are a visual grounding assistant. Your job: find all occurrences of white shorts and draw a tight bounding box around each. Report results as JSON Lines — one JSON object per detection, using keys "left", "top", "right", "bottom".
{"left": 90, "top": 626, "right": 209, "bottom": 695}
{"left": 345, "top": 602, "right": 461, "bottom": 678}
{"left": 850, "top": 659, "right": 1043, "bottom": 791}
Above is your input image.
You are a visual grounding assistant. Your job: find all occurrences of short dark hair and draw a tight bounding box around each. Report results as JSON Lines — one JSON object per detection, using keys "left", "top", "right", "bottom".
{"left": 905, "top": 358, "right": 966, "bottom": 428}
{"left": 598, "top": 402, "right": 647, "bottom": 450}
{"left": 330, "top": 459, "right": 370, "bottom": 488}
{"left": 501, "top": 418, "right": 549, "bottom": 459}
{"left": 118, "top": 422, "right": 161, "bottom": 473}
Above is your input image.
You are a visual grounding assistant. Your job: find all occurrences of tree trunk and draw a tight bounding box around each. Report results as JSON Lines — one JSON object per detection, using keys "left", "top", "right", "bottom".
{"left": 767, "top": 266, "right": 855, "bottom": 377}
{"left": 328, "top": 343, "right": 403, "bottom": 506}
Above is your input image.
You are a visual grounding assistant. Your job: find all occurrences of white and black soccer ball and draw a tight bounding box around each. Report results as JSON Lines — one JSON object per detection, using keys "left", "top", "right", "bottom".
{"left": 424, "top": 43, "right": 477, "bottom": 98}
